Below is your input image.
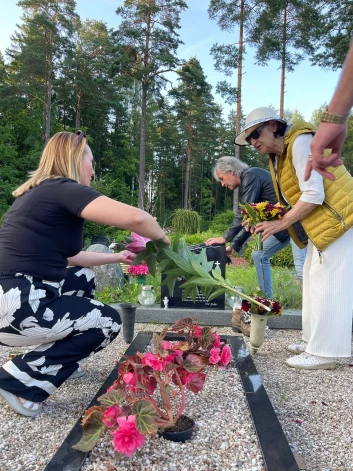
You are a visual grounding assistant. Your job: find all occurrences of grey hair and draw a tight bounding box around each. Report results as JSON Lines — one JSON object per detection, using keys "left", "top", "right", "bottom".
{"left": 213, "top": 156, "right": 249, "bottom": 181}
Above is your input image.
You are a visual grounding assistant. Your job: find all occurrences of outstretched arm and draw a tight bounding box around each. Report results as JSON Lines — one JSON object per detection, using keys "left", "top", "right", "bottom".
{"left": 80, "top": 196, "right": 170, "bottom": 246}
{"left": 67, "top": 250, "right": 136, "bottom": 268}
{"left": 305, "top": 42, "right": 353, "bottom": 181}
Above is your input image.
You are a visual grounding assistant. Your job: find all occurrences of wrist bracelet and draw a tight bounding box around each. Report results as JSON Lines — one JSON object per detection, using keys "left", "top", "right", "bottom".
{"left": 320, "top": 107, "right": 349, "bottom": 125}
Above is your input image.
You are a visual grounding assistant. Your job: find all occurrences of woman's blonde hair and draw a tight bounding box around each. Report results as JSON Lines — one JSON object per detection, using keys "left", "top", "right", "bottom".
{"left": 13, "top": 131, "right": 87, "bottom": 197}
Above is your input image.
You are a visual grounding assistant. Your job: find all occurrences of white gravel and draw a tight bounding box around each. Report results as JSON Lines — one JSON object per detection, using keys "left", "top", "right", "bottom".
{"left": 0, "top": 324, "right": 352, "bottom": 471}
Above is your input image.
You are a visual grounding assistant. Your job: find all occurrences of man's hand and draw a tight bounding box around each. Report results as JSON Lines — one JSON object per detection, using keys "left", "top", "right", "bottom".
{"left": 305, "top": 123, "right": 347, "bottom": 181}
{"left": 205, "top": 236, "right": 226, "bottom": 246}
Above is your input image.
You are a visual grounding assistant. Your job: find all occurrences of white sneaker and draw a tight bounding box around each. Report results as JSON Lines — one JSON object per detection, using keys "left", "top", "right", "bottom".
{"left": 286, "top": 352, "right": 336, "bottom": 370}
{"left": 287, "top": 343, "right": 307, "bottom": 354}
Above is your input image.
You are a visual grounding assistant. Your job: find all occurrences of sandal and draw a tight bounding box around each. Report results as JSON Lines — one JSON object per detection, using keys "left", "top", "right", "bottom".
{"left": 0, "top": 388, "right": 42, "bottom": 417}
{"left": 69, "top": 366, "right": 86, "bottom": 380}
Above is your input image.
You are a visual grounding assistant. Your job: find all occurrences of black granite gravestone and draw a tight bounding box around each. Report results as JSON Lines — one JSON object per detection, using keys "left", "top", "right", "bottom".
{"left": 160, "top": 243, "right": 228, "bottom": 310}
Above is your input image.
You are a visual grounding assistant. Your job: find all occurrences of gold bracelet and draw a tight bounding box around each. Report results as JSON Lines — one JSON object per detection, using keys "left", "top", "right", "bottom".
{"left": 320, "top": 107, "right": 349, "bottom": 124}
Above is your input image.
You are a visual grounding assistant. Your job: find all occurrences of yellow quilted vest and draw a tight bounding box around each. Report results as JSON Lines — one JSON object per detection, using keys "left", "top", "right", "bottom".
{"left": 269, "top": 120, "right": 353, "bottom": 252}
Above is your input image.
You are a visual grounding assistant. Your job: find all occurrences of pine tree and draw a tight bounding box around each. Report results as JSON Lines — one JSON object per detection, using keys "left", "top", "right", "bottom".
{"left": 112, "top": 0, "right": 187, "bottom": 209}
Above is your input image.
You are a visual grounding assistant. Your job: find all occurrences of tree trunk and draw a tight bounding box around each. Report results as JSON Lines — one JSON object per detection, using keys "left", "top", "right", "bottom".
{"left": 75, "top": 88, "right": 84, "bottom": 129}
{"left": 44, "top": 33, "right": 53, "bottom": 144}
{"left": 184, "top": 135, "right": 192, "bottom": 209}
{"left": 280, "top": 7, "right": 287, "bottom": 118}
{"left": 233, "top": 0, "right": 245, "bottom": 211}
{"left": 138, "top": 82, "right": 147, "bottom": 209}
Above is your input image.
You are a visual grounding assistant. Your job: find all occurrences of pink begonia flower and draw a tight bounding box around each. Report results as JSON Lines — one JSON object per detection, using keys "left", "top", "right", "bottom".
{"left": 219, "top": 345, "right": 232, "bottom": 367}
{"left": 193, "top": 326, "right": 203, "bottom": 338}
{"left": 102, "top": 405, "right": 123, "bottom": 428}
{"left": 112, "top": 415, "right": 145, "bottom": 456}
{"left": 126, "top": 233, "right": 150, "bottom": 253}
{"left": 123, "top": 372, "right": 137, "bottom": 387}
{"left": 211, "top": 332, "right": 221, "bottom": 348}
{"left": 142, "top": 352, "right": 165, "bottom": 371}
{"left": 209, "top": 347, "right": 221, "bottom": 365}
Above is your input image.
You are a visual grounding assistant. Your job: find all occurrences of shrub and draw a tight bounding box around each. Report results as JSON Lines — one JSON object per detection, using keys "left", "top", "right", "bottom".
{"left": 209, "top": 210, "right": 235, "bottom": 234}
{"left": 243, "top": 242, "right": 294, "bottom": 268}
{"left": 172, "top": 209, "right": 201, "bottom": 234}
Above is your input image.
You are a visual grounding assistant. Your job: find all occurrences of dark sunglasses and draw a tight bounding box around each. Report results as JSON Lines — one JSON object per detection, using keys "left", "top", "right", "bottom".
{"left": 75, "top": 130, "right": 86, "bottom": 146}
{"left": 245, "top": 123, "right": 267, "bottom": 144}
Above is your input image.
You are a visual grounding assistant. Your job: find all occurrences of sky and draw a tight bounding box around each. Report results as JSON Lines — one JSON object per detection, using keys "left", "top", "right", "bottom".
{"left": 0, "top": 0, "right": 343, "bottom": 121}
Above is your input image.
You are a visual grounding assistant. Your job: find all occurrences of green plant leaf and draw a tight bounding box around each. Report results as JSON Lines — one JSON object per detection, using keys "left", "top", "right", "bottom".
{"left": 133, "top": 400, "right": 159, "bottom": 435}
{"left": 242, "top": 202, "right": 258, "bottom": 223}
{"left": 72, "top": 410, "right": 104, "bottom": 452}
{"left": 98, "top": 389, "right": 125, "bottom": 407}
{"left": 146, "top": 253, "right": 157, "bottom": 277}
{"left": 180, "top": 277, "right": 218, "bottom": 287}
{"left": 207, "top": 288, "right": 227, "bottom": 301}
{"left": 211, "top": 268, "right": 226, "bottom": 283}
{"left": 161, "top": 247, "right": 196, "bottom": 274}
{"left": 132, "top": 248, "right": 150, "bottom": 265}
{"left": 183, "top": 353, "right": 204, "bottom": 372}
{"left": 191, "top": 261, "right": 212, "bottom": 279}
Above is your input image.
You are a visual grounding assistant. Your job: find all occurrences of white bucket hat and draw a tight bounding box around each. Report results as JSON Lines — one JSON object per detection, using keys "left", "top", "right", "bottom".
{"left": 235, "top": 107, "right": 287, "bottom": 146}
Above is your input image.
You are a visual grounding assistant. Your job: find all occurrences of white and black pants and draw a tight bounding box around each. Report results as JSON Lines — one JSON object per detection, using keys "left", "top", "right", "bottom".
{"left": 0, "top": 267, "right": 121, "bottom": 402}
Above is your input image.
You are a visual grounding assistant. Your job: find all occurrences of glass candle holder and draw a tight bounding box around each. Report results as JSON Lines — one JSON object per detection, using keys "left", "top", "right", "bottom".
{"left": 138, "top": 285, "right": 156, "bottom": 306}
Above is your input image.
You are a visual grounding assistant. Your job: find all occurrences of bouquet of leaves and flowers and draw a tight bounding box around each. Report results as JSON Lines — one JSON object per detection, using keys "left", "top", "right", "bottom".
{"left": 119, "top": 232, "right": 271, "bottom": 313}
{"left": 239, "top": 202, "right": 287, "bottom": 251}
{"left": 73, "top": 319, "right": 232, "bottom": 457}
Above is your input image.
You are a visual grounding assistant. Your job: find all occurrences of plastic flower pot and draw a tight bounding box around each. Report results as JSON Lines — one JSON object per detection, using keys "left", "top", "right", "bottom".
{"left": 119, "top": 303, "right": 138, "bottom": 343}
{"left": 159, "top": 415, "right": 195, "bottom": 443}
{"left": 249, "top": 313, "right": 268, "bottom": 355}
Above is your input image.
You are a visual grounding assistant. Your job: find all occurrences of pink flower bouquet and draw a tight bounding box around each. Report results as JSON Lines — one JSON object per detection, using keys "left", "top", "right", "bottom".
{"left": 127, "top": 264, "right": 149, "bottom": 277}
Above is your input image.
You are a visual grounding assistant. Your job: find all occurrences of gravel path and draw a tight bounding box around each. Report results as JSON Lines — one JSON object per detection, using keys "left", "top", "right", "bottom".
{"left": 0, "top": 324, "right": 352, "bottom": 471}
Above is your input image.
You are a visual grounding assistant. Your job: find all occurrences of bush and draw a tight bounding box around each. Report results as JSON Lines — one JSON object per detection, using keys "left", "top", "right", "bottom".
{"left": 209, "top": 210, "right": 235, "bottom": 234}
{"left": 243, "top": 241, "right": 294, "bottom": 267}
{"left": 172, "top": 209, "right": 201, "bottom": 234}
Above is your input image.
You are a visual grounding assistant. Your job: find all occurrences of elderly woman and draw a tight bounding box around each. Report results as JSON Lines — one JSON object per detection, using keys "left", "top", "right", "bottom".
{"left": 0, "top": 131, "right": 170, "bottom": 416}
{"left": 235, "top": 107, "right": 353, "bottom": 370}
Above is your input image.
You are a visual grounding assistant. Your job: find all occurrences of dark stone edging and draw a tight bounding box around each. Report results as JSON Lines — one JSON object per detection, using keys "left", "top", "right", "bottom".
{"left": 44, "top": 334, "right": 299, "bottom": 471}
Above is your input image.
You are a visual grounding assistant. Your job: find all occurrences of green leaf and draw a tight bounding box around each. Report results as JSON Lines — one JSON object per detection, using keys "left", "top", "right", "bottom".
{"left": 171, "top": 233, "right": 180, "bottom": 252}
{"left": 180, "top": 277, "right": 218, "bottom": 287}
{"left": 161, "top": 247, "right": 196, "bottom": 274}
{"left": 242, "top": 202, "right": 258, "bottom": 222}
{"left": 191, "top": 261, "right": 212, "bottom": 279}
{"left": 183, "top": 355, "right": 204, "bottom": 372}
{"left": 182, "top": 285, "right": 197, "bottom": 302}
{"left": 98, "top": 389, "right": 125, "bottom": 407}
{"left": 211, "top": 268, "right": 226, "bottom": 284}
{"left": 146, "top": 253, "right": 157, "bottom": 277}
{"left": 133, "top": 400, "right": 159, "bottom": 435}
{"left": 72, "top": 411, "right": 104, "bottom": 452}
{"left": 162, "top": 275, "right": 177, "bottom": 298}
{"left": 207, "top": 288, "right": 227, "bottom": 301}
{"left": 132, "top": 248, "right": 150, "bottom": 265}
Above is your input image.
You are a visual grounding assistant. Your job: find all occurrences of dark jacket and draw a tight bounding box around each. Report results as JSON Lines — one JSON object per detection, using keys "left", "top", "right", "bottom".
{"left": 223, "top": 167, "right": 289, "bottom": 252}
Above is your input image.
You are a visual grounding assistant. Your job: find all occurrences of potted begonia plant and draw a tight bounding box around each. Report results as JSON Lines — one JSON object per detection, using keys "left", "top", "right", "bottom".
{"left": 73, "top": 319, "right": 231, "bottom": 456}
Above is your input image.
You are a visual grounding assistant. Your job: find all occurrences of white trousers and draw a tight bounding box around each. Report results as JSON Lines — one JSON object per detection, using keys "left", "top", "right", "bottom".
{"left": 302, "top": 228, "right": 353, "bottom": 357}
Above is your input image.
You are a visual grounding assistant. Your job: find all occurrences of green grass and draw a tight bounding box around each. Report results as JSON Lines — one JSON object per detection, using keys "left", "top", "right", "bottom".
{"left": 96, "top": 265, "right": 302, "bottom": 310}
{"left": 226, "top": 265, "right": 302, "bottom": 309}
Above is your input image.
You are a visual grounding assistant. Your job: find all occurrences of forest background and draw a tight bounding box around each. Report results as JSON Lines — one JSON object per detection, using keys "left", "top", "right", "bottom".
{"left": 0, "top": 0, "right": 352, "bottom": 242}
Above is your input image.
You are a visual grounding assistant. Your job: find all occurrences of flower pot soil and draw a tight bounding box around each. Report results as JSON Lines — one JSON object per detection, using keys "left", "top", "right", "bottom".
{"left": 160, "top": 415, "right": 195, "bottom": 442}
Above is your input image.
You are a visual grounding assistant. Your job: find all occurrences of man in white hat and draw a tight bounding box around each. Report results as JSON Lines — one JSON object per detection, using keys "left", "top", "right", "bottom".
{"left": 235, "top": 106, "right": 353, "bottom": 370}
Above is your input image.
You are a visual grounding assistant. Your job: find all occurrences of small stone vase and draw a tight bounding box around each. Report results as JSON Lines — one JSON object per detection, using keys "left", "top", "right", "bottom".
{"left": 249, "top": 313, "right": 268, "bottom": 355}
{"left": 119, "top": 303, "right": 138, "bottom": 343}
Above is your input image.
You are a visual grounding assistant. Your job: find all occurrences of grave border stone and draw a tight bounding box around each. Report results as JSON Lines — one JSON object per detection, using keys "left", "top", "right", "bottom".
{"left": 44, "top": 334, "right": 299, "bottom": 471}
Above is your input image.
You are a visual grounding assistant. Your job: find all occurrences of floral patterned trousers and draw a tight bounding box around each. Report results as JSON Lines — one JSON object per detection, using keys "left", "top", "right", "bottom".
{"left": 0, "top": 267, "right": 121, "bottom": 402}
